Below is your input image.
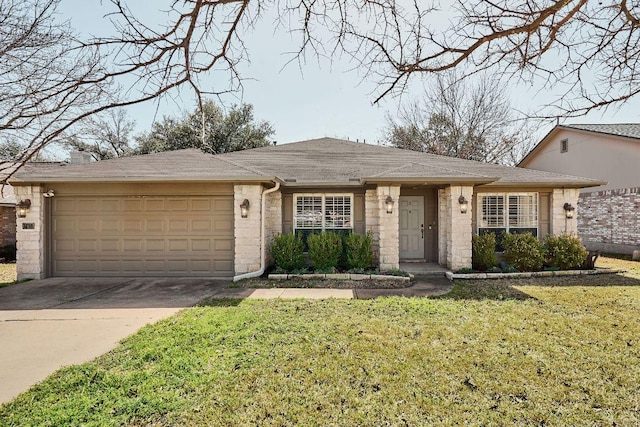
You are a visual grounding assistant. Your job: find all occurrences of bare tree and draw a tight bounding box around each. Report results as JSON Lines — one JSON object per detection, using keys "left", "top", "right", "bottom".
{"left": 384, "top": 73, "right": 534, "bottom": 165}
{"left": 60, "top": 109, "right": 136, "bottom": 160}
{"left": 2, "top": 0, "right": 639, "bottom": 181}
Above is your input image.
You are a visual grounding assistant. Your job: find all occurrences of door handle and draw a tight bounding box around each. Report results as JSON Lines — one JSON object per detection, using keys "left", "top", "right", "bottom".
{"left": 421, "top": 224, "right": 424, "bottom": 239}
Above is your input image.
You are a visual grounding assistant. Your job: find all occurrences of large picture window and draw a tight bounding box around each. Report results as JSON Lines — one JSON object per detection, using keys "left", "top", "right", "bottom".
{"left": 479, "top": 193, "right": 538, "bottom": 238}
{"left": 294, "top": 194, "right": 353, "bottom": 242}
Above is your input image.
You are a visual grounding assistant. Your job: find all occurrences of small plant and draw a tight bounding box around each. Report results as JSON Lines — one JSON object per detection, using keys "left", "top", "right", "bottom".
{"left": 307, "top": 231, "right": 343, "bottom": 271}
{"left": 270, "top": 232, "right": 305, "bottom": 272}
{"left": 472, "top": 233, "right": 497, "bottom": 271}
{"left": 344, "top": 232, "right": 374, "bottom": 270}
{"left": 502, "top": 232, "right": 545, "bottom": 272}
{"left": 544, "top": 233, "right": 588, "bottom": 270}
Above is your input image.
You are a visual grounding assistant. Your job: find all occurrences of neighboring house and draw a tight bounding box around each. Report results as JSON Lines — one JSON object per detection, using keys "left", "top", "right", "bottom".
{"left": 0, "top": 183, "right": 17, "bottom": 253}
{"left": 10, "top": 138, "right": 602, "bottom": 280}
{"left": 519, "top": 124, "right": 640, "bottom": 254}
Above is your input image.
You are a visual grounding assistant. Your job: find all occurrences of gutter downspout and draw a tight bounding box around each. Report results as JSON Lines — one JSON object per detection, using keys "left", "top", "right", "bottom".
{"left": 233, "top": 181, "right": 281, "bottom": 282}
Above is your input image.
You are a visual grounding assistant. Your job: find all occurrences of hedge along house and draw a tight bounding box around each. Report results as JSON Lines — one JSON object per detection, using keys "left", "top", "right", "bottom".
{"left": 11, "top": 138, "right": 603, "bottom": 281}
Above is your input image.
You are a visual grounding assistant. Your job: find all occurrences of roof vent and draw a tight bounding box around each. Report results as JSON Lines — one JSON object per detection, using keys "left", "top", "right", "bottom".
{"left": 69, "top": 150, "right": 94, "bottom": 164}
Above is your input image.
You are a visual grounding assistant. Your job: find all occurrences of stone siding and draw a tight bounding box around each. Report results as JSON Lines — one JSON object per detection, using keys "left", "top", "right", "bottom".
{"left": 441, "top": 186, "right": 473, "bottom": 270}
{"left": 578, "top": 187, "right": 640, "bottom": 254}
{"left": 234, "top": 185, "right": 263, "bottom": 275}
{"left": 14, "top": 185, "right": 45, "bottom": 280}
{"left": 365, "top": 189, "right": 380, "bottom": 261}
{"left": 264, "top": 190, "right": 283, "bottom": 265}
{"left": 376, "top": 185, "right": 400, "bottom": 271}
{"left": 551, "top": 188, "right": 579, "bottom": 235}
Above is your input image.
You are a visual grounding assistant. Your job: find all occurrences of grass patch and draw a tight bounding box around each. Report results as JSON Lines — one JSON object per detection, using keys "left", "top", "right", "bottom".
{"left": 2, "top": 273, "right": 640, "bottom": 426}
{"left": 597, "top": 256, "right": 640, "bottom": 280}
{"left": 0, "top": 263, "right": 17, "bottom": 288}
{"left": 232, "top": 277, "right": 410, "bottom": 289}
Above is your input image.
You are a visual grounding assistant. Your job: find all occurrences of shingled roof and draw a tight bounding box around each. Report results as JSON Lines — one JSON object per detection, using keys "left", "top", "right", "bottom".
{"left": 561, "top": 123, "right": 640, "bottom": 140}
{"left": 12, "top": 138, "right": 604, "bottom": 188}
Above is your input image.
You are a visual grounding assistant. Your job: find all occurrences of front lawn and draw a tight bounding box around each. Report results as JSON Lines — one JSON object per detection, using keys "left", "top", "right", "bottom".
{"left": 0, "top": 263, "right": 16, "bottom": 287}
{"left": 2, "top": 272, "right": 639, "bottom": 426}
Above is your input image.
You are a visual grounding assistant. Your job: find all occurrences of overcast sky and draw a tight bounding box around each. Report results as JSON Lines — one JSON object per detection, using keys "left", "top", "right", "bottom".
{"left": 57, "top": 1, "right": 640, "bottom": 147}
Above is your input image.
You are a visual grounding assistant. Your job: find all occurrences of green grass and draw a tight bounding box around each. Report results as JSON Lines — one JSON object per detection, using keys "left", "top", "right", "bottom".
{"left": 0, "top": 263, "right": 17, "bottom": 288}
{"left": 2, "top": 269, "right": 640, "bottom": 426}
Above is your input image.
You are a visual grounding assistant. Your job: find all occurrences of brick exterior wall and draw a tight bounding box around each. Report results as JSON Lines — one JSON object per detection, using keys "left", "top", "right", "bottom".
{"left": 0, "top": 206, "right": 16, "bottom": 246}
{"left": 578, "top": 187, "right": 640, "bottom": 254}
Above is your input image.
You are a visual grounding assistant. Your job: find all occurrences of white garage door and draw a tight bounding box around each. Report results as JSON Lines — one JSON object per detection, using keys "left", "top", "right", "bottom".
{"left": 51, "top": 191, "right": 234, "bottom": 277}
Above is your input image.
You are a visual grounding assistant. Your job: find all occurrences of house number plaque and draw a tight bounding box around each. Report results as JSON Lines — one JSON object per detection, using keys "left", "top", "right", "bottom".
{"left": 22, "top": 223, "right": 35, "bottom": 230}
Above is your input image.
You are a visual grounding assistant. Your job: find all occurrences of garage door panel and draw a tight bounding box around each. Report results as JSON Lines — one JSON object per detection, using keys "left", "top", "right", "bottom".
{"left": 52, "top": 194, "right": 234, "bottom": 277}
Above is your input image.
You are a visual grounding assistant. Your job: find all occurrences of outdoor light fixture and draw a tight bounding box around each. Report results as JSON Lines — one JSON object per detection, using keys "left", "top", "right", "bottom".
{"left": 385, "top": 196, "right": 394, "bottom": 214}
{"left": 458, "top": 195, "right": 468, "bottom": 214}
{"left": 43, "top": 189, "right": 55, "bottom": 198}
{"left": 240, "top": 199, "right": 250, "bottom": 218}
{"left": 17, "top": 199, "right": 31, "bottom": 218}
{"left": 563, "top": 202, "right": 575, "bottom": 219}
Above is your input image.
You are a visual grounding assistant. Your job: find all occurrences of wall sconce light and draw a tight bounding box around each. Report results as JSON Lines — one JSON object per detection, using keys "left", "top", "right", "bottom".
{"left": 17, "top": 199, "right": 31, "bottom": 218}
{"left": 240, "top": 199, "right": 250, "bottom": 218}
{"left": 458, "top": 195, "right": 468, "bottom": 214}
{"left": 43, "top": 189, "right": 55, "bottom": 198}
{"left": 563, "top": 202, "right": 575, "bottom": 219}
{"left": 385, "top": 196, "right": 394, "bottom": 214}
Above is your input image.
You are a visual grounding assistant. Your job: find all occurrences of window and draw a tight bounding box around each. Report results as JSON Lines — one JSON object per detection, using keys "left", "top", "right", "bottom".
{"left": 294, "top": 194, "right": 353, "bottom": 242}
{"left": 561, "top": 138, "right": 568, "bottom": 153}
{"left": 479, "top": 193, "right": 538, "bottom": 238}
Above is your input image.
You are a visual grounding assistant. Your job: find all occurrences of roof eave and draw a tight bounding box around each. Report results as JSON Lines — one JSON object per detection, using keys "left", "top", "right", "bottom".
{"left": 9, "top": 175, "right": 281, "bottom": 184}
{"left": 361, "top": 177, "right": 499, "bottom": 185}
{"left": 479, "top": 180, "right": 607, "bottom": 188}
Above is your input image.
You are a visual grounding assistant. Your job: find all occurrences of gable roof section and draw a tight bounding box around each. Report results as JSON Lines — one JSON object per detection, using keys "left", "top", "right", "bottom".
{"left": 519, "top": 123, "right": 640, "bottom": 167}
{"left": 11, "top": 137, "right": 603, "bottom": 188}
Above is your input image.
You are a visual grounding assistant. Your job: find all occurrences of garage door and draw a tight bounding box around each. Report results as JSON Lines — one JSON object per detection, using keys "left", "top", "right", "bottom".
{"left": 51, "top": 191, "right": 234, "bottom": 277}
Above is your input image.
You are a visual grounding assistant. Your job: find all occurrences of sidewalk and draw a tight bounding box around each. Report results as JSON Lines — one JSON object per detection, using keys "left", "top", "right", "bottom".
{"left": 208, "top": 275, "right": 453, "bottom": 300}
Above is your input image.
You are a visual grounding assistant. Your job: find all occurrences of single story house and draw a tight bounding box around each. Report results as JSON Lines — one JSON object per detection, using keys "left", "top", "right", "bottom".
{"left": 519, "top": 123, "right": 639, "bottom": 254}
{"left": 11, "top": 138, "right": 603, "bottom": 280}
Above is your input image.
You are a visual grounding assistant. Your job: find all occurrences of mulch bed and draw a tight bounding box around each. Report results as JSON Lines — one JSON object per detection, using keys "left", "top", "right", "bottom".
{"left": 233, "top": 277, "right": 413, "bottom": 289}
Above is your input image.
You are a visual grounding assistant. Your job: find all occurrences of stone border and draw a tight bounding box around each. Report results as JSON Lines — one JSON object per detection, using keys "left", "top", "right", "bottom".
{"left": 445, "top": 268, "right": 626, "bottom": 281}
{"left": 267, "top": 273, "right": 413, "bottom": 282}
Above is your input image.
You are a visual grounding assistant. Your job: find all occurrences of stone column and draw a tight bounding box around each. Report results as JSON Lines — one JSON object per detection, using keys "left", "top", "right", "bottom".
{"left": 15, "top": 185, "right": 45, "bottom": 280}
{"left": 234, "top": 184, "right": 263, "bottom": 275}
{"left": 364, "top": 189, "right": 380, "bottom": 261}
{"left": 264, "top": 190, "right": 282, "bottom": 265}
{"left": 377, "top": 185, "right": 400, "bottom": 271}
{"left": 551, "top": 188, "right": 580, "bottom": 235}
{"left": 444, "top": 185, "right": 473, "bottom": 270}
{"left": 438, "top": 188, "right": 449, "bottom": 266}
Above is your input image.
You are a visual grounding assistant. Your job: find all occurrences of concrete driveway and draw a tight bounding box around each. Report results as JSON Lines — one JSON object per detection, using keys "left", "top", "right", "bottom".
{"left": 0, "top": 277, "right": 227, "bottom": 404}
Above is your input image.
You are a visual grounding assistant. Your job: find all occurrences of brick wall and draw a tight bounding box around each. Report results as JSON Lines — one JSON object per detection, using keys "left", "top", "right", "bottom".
{"left": 578, "top": 187, "right": 640, "bottom": 254}
{"left": 0, "top": 206, "right": 16, "bottom": 246}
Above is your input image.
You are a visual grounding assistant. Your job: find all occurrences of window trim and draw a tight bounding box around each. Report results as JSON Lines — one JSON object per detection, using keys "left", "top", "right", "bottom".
{"left": 477, "top": 192, "right": 539, "bottom": 236}
{"left": 293, "top": 193, "right": 354, "bottom": 232}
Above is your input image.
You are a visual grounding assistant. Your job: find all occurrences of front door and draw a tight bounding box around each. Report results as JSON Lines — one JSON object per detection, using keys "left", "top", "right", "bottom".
{"left": 399, "top": 196, "right": 424, "bottom": 259}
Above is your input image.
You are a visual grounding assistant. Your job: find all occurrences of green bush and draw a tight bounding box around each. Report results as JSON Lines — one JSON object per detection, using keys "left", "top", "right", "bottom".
{"left": 270, "top": 232, "right": 304, "bottom": 272}
{"left": 344, "top": 232, "right": 374, "bottom": 270}
{"left": 544, "top": 233, "right": 588, "bottom": 270}
{"left": 307, "top": 231, "right": 343, "bottom": 271}
{"left": 472, "top": 233, "right": 497, "bottom": 271}
{"left": 502, "top": 232, "right": 545, "bottom": 272}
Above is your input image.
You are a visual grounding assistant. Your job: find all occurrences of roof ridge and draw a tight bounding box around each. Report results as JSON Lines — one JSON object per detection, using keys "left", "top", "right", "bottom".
{"left": 214, "top": 153, "right": 271, "bottom": 177}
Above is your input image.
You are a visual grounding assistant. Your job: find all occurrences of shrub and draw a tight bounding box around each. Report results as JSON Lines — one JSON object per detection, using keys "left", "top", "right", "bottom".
{"left": 472, "top": 233, "right": 497, "bottom": 271}
{"left": 344, "top": 232, "right": 374, "bottom": 270}
{"left": 544, "top": 233, "right": 588, "bottom": 270}
{"left": 270, "top": 232, "right": 304, "bottom": 272}
{"left": 307, "top": 231, "right": 343, "bottom": 271}
{"left": 502, "top": 232, "right": 545, "bottom": 272}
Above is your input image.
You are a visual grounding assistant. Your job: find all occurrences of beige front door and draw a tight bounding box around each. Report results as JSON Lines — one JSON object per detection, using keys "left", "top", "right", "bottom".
{"left": 399, "top": 196, "right": 424, "bottom": 260}
{"left": 50, "top": 185, "right": 234, "bottom": 277}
